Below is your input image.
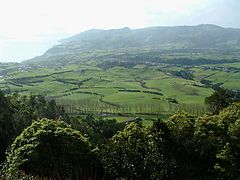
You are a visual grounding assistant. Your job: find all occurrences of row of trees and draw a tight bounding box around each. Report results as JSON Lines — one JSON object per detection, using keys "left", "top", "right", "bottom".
{"left": 60, "top": 98, "right": 209, "bottom": 116}
{"left": 59, "top": 99, "right": 168, "bottom": 115}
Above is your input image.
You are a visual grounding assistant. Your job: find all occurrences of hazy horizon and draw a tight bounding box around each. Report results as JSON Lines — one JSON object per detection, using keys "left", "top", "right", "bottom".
{"left": 0, "top": 0, "right": 240, "bottom": 62}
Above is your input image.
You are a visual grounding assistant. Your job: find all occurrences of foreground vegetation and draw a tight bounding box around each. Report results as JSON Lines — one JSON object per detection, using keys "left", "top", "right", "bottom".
{"left": 0, "top": 89, "right": 240, "bottom": 179}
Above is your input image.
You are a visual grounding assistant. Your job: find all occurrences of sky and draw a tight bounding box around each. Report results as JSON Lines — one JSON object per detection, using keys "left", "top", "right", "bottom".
{"left": 0, "top": 0, "right": 240, "bottom": 62}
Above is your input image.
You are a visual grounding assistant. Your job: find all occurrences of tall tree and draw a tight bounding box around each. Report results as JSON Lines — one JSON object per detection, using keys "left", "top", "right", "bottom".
{"left": 0, "top": 91, "right": 14, "bottom": 163}
{"left": 101, "top": 122, "right": 148, "bottom": 179}
{"left": 205, "top": 88, "right": 232, "bottom": 114}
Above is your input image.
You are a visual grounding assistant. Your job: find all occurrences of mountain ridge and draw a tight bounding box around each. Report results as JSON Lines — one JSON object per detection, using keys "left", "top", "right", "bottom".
{"left": 24, "top": 24, "right": 240, "bottom": 64}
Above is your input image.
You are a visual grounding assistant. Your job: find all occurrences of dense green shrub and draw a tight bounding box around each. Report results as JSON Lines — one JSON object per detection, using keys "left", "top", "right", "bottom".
{"left": 3, "top": 118, "right": 94, "bottom": 179}
{"left": 101, "top": 122, "right": 148, "bottom": 179}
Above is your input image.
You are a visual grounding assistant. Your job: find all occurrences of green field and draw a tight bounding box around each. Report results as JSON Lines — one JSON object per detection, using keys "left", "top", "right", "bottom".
{"left": 1, "top": 60, "right": 240, "bottom": 122}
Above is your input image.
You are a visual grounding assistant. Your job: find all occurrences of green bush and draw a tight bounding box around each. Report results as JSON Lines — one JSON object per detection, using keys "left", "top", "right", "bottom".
{"left": 3, "top": 118, "right": 94, "bottom": 179}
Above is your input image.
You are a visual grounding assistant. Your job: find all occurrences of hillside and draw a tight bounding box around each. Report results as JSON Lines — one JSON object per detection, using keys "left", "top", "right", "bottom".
{"left": 24, "top": 24, "right": 240, "bottom": 65}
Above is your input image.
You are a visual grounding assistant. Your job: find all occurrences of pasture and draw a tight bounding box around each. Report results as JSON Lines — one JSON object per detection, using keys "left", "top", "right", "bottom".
{"left": 1, "top": 61, "right": 240, "bottom": 123}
